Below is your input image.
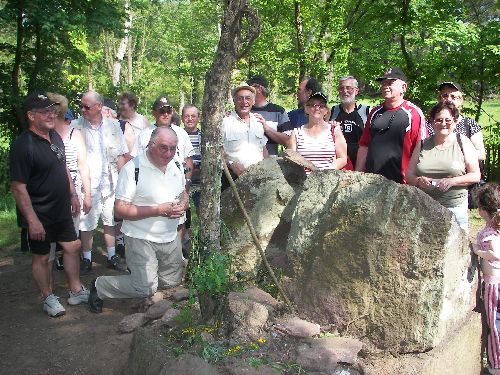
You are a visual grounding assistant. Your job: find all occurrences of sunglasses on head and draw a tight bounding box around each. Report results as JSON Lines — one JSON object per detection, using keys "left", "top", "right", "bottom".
{"left": 158, "top": 106, "right": 173, "bottom": 115}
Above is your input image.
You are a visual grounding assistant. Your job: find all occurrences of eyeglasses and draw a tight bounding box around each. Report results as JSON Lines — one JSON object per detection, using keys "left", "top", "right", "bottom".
{"left": 152, "top": 142, "right": 177, "bottom": 153}
{"left": 338, "top": 86, "right": 355, "bottom": 91}
{"left": 79, "top": 103, "right": 97, "bottom": 111}
{"left": 306, "top": 103, "right": 327, "bottom": 109}
{"left": 440, "top": 93, "right": 461, "bottom": 101}
{"left": 158, "top": 106, "right": 173, "bottom": 115}
{"left": 433, "top": 118, "right": 454, "bottom": 124}
{"left": 50, "top": 143, "right": 64, "bottom": 161}
{"left": 33, "top": 108, "right": 57, "bottom": 116}
{"left": 235, "top": 96, "right": 253, "bottom": 102}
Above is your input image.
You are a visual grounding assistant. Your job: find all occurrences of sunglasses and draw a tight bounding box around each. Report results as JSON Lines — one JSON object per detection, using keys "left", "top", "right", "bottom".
{"left": 79, "top": 103, "right": 97, "bottom": 111}
{"left": 50, "top": 143, "right": 64, "bottom": 162}
{"left": 158, "top": 106, "right": 173, "bottom": 115}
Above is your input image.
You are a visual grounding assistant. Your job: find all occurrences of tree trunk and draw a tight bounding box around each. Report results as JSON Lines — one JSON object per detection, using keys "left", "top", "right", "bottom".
{"left": 12, "top": 1, "right": 24, "bottom": 130}
{"left": 198, "top": 0, "right": 260, "bottom": 321}
{"left": 27, "top": 21, "right": 43, "bottom": 93}
{"left": 127, "top": 35, "right": 133, "bottom": 85}
{"left": 112, "top": 0, "right": 132, "bottom": 87}
{"left": 293, "top": 0, "right": 306, "bottom": 81}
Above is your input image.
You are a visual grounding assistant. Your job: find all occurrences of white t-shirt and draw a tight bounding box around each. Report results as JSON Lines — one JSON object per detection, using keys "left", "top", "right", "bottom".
{"left": 115, "top": 152, "right": 185, "bottom": 243}
{"left": 223, "top": 111, "right": 267, "bottom": 168}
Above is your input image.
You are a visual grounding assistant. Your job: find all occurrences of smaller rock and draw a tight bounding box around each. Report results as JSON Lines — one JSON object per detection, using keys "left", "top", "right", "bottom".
{"left": 145, "top": 300, "right": 173, "bottom": 319}
{"left": 274, "top": 317, "right": 320, "bottom": 338}
{"left": 295, "top": 337, "right": 363, "bottom": 372}
{"left": 226, "top": 362, "right": 282, "bottom": 375}
{"left": 229, "top": 287, "right": 281, "bottom": 312}
{"left": 199, "top": 331, "right": 215, "bottom": 343}
{"left": 161, "top": 308, "right": 181, "bottom": 327}
{"left": 118, "top": 313, "right": 147, "bottom": 333}
{"left": 159, "top": 354, "right": 220, "bottom": 375}
{"left": 151, "top": 291, "right": 166, "bottom": 304}
{"left": 171, "top": 287, "right": 190, "bottom": 302}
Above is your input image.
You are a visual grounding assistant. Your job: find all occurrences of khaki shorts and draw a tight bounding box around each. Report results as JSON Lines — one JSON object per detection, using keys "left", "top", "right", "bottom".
{"left": 79, "top": 192, "right": 115, "bottom": 231}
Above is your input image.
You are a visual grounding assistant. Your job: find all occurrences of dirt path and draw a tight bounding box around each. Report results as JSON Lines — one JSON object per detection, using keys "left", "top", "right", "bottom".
{"left": 0, "top": 234, "right": 140, "bottom": 375}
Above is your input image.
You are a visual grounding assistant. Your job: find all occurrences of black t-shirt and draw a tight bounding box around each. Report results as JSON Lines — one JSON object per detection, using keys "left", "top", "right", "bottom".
{"left": 251, "top": 102, "right": 291, "bottom": 156}
{"left": 366, "top": 108, "right": 409, "bottom": 183}
{"left": 331, "top": 106, "right": 366, "bottom": 165}
{"left": 9, "top": 129, "right": 72, "bottom": 227}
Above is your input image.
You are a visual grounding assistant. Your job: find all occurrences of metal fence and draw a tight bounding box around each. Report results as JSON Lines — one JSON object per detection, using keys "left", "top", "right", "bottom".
{"left": 484, "top": 144, "right": 500, "bottom": 183}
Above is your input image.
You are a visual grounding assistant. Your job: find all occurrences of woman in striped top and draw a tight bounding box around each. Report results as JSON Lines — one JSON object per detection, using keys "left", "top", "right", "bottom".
{"left": 289, "top": 92, "right": 347, "bottom": 174}
{"left": 48, "top": 93, "right": 92, "bottom": 222}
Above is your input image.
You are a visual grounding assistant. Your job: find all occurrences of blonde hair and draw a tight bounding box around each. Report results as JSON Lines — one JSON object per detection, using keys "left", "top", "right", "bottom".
{"left": 46, "top": 92, "right": 68, "bottom": 120}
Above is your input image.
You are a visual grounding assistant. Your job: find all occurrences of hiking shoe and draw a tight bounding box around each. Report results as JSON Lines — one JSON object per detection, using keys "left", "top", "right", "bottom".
{"left": 107, "top": 254, "right": 127, "bottom": 271}
{"left": 43, "top": 294, "right": 66, "bottom": 317}
{"left": 80, "top": 258, "right": 92, "bottom": 275}
{"left": 88, "top": 278, "right": 103, "bottom": 314}
{"left": 67, "top": 285, "right": 90, "bottom": 305}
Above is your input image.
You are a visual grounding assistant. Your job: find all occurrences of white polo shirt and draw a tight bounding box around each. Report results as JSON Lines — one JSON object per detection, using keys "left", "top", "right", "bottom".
{"left": 223, "top": 111, "right": 267, "bottom": 168}
{"left": 115, "top": 152, "right": 185, "bottom": 243}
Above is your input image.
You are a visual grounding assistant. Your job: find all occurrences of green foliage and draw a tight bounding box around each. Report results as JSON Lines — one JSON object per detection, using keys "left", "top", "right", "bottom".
{"left": 0, "top": 192, "right": 18, "bottom": 253}
{"left": 190, "top": 250, "right": 232, "bottom": 298}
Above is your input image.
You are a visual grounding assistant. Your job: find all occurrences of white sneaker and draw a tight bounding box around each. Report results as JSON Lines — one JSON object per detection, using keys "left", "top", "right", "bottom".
{"left": 67, "top": 286, "right": 90, "bottom": 305}
{"left": 43, "top": 294, "right": 66, "bottom": 317}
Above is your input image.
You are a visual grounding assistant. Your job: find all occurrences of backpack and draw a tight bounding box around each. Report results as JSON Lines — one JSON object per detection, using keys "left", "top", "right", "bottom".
{"left": 330, "top": 104, "right": 370, "bottom": 128}
{"left": 132, "top": 156, "right": 183, "bottom": 184}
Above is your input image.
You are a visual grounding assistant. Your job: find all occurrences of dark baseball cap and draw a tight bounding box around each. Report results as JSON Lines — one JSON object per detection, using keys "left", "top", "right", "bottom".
{"left": 307, "top": 92, "right": 328, "bottom": 104}
{"left": 438, "top": 81, "right": 463, "bottom": 92}
{"left": 376, "top": 67, "right": 407, "bottom": 83}
{"left": 23, "top": 92, "right": 58, "bottom": 113}
{"left": 152, "top": 96, "right": 173, "bottom": 111}
{"left": 247, "top": 75, "right": 269, "bottom": 89}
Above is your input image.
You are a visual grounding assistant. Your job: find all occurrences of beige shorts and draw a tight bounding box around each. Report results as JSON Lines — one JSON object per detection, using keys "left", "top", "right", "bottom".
{"left": 79, "top": 192, "right": 115, "bottom": 231}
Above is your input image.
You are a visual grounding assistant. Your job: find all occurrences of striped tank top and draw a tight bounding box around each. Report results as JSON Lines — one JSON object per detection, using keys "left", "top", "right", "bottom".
{"left": 63, "top": 127, "right": 81, "bottom": 190}
{"left": 295, "top": 125, "right": 336, "bottom": 174}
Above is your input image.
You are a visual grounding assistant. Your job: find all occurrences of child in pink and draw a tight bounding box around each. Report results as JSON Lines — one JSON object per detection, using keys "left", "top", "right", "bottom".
{"left": 473, "top": 183, "right": 500, "bottom": 375}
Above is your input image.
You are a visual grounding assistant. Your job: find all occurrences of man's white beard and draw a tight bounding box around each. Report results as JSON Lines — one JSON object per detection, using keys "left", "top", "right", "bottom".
{"left": 341, "top": 96, "right": 355, "bottom": 105}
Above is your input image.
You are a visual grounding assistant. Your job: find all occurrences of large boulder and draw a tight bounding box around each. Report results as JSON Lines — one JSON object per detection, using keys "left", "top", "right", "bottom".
{"left": 221, "top": 159, "right": 478, "bottom": 355}
{"left": 221, "top": 158, "right": 305, "bottom": 274}
{"left": 285, "top": 170, "right": 476, "bottom": 353}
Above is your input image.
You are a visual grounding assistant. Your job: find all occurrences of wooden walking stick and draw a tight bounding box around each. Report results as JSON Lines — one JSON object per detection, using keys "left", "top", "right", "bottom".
{"left": 223, "top": 160, "right": 295, "bottom": 313}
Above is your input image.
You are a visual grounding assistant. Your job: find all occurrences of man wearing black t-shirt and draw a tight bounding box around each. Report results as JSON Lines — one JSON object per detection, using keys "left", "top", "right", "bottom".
{"left": 330, "top": 76, "right": 370, "bottom": 166}
{"left": 10, "top": 92, "right": 89, "bottom": 317}
{"left": 248, "top": 75, "right": 290, "bottom": 156}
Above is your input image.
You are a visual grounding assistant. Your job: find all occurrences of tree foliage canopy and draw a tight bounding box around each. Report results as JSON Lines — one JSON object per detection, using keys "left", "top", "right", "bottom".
{"left": 0, "top": 0, "right": 498, "bottom": 137}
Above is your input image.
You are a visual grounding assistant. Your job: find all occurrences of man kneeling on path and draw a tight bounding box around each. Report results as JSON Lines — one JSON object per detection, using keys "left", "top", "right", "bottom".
{"left": 88, "top": 127, "right": 188, "bottom": 313}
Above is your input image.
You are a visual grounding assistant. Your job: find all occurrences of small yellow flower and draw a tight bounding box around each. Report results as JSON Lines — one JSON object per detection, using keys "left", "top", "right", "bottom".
{"left": 181, "top": 327, "right": 196, "bottom": 335}
{"left": 257, "top": 338, "right": 266, "bottom": 344}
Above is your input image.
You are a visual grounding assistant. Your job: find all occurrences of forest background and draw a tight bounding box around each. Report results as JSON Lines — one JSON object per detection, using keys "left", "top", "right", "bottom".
{"left": 0, "top": 0, "right": 498, "bottom": 197}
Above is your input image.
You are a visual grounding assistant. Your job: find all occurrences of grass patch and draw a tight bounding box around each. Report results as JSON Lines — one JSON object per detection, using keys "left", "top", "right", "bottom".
{"left": 0, "top": 193, "right": 19, "bottom": 256}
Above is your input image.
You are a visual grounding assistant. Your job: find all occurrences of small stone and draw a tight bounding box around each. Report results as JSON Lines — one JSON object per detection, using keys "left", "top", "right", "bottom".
{"left": 151, "top": 291, "right": 166, "bottom": 304}
{"left": 118, "top": 313, "right": 147, "bottom": 333}
{"left": 295, "top": 337, "right": 363, "bottom": 372}
{"left": 161, "top": 308, "right": 181, "bottom": 327}
{"left": 171, "top": 287, "right": 190, "bottom": 302}
{"left": 274, "top": 317, "right": 320, "bottom": 338}
{"left": 145, "top": 300, "right": 173, "bottom": 319}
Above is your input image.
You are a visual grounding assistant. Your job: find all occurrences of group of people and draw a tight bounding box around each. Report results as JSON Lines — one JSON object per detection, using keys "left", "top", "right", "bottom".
{"left": 9, "top": 90, "right": 202, "bottom": 317}
{"left": 9, "top": 67, "right": 500, "bottom": 373}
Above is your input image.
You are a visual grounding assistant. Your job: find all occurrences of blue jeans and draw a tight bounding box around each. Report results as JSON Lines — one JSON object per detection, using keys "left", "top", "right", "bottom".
{"left": 447, "top": 199, "right": 468, "bottom": 232}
